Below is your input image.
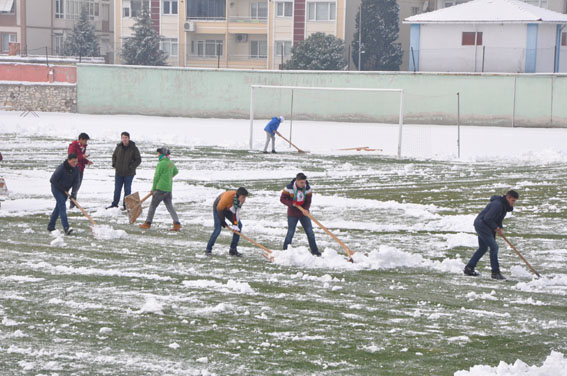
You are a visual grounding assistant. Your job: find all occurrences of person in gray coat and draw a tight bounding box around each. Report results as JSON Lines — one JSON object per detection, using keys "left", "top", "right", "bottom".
{"left": 107, "top": 131, "right": 142, "bottom": 209}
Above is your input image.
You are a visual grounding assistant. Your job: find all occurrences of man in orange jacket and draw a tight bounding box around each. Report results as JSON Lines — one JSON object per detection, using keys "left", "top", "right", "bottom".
{"left": 206, "top": 187, "right": 249, "bottom": 257}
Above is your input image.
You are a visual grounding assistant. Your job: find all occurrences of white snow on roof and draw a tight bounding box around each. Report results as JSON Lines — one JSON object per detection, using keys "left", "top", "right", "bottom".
{"left": 405, "top": 0, "right": 567, "bottom": 24}
{"left": 0, "top": 0, "right": 14, "bottom": 13}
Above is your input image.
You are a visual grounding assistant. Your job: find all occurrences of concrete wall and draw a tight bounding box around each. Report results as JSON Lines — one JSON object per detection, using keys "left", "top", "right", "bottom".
{"left": 0, "top": 82, "right": 76, "bottom": 112}
{"left": 76, "top": 64, "right": 567, "bottom": 127}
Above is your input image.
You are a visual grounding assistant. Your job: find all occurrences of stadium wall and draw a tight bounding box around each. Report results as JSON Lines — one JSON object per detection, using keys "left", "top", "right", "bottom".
{"left": 76, "top": 64, "right": 567, "bottom": 127}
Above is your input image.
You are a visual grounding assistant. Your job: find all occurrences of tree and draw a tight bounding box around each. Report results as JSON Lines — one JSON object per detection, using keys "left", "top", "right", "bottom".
{"left": 352, "top": 0, "right": 403, "bottom": 71}
{"left": 63, "top": 7, "right": 100, "bottom": 57}
{"left": 284, "top": 32, "right": 346, "bottom": 70}
{"left": 121, "top": 8, "right": 168, "bottom": 66}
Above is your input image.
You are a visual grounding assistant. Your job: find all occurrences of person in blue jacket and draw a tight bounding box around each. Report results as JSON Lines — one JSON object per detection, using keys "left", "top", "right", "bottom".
{"left": 48, "top": 153, "right": 80, "bottom": 235}
{"left": 464, "top": 190, "right": 519, "bottom": 280}
{"left": 263, "top": 116, "right": 284, "bottom": 153}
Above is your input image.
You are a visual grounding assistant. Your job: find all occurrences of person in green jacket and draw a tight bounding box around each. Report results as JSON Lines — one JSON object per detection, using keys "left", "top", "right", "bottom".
{"left": 139, "top": 147, "right": 181, "bottom": 231}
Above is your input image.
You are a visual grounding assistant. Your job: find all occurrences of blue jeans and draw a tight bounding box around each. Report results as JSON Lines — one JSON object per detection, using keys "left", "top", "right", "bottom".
{"left": 112, "top": 174, "right": 134, "bottom": 207}
{"left": 283, "top": 216, "right": 319, "bottom": 253}
{"left": 206, "top": 209, "right": 242, "bottom": 251}
{"left": 467, "top": 225, "right": 500, "bottom": 272}
{"left": 48, "top": 186, "right": 69, "bottom": 231}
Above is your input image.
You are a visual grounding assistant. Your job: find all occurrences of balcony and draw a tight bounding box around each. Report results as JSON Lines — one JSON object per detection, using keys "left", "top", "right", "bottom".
{"left": 228, "top": 16, "right": 267, "bottom": 34}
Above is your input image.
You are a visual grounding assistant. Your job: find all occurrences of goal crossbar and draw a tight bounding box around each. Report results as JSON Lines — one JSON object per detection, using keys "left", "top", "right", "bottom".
{"left": 249, "top": 85, "right": 405, "bottom": 157}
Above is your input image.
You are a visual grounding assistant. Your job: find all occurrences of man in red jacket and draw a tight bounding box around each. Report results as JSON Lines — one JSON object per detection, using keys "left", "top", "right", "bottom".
{"left": 67, "top": 132, "right": 93, "bottom": 208}
{"left": 280, "top": 172, "right": 321, "bottom": 256}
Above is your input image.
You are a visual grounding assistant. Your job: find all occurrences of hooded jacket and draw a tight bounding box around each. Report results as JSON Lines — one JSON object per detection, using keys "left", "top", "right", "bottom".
{"left": 112, "top": 141, "right": 141, "bottom": 177}
{"left": 474, "top": 195, "right": 513, "bottom": 232}
{"left": 151, "top": 156, "right": 178, "bottom": 193}
{"left": 68, "top": 140, "right": 90, "bottom": 172}
{"left": 280, "top": 178, "right": 312, "bottom": 218}
{"left": 50, "top": 160, "right": 79, "bottom": 193}
{"left": 264, "top": 116, "right": 282, "bottom": 135}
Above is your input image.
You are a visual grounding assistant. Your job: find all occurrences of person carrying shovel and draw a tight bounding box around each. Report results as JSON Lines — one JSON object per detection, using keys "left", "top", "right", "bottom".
{"left": 280, "top": 172, "right": 321, "bottom": 256}
{"left": 139, "top": 147, "right": 181, "bottom": 232}
{"left": 48, "top": 153, "right": 80, "bottom": 235}
{"left": 263, "top": 115, "right": 284, "bottom": 154}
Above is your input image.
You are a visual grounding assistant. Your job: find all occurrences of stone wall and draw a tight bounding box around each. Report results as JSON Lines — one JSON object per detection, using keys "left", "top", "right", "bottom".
{"left": 0, "top": 83, "right": 76, "bottom": 113}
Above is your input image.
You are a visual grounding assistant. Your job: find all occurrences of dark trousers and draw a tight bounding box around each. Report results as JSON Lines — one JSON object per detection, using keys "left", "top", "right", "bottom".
{"left": 283, "top": 215, "right": 319, "bottom": 253}
{"left": 70, "top": 170, "right": 83, "bottom": 200}
{"left": 48, "top": 186, "right": 69, "bottom": 231}
{"left": 112, "top": 174, "right": 134, "bottom": 208}
{"left": 145, "top": 190, "right": 180, "bottom": 224}
{"left": 466, "top": 225, "right": 500, "bottom": 272}
{"left": 206, "top": 209, "right": 242, "bottom": 251}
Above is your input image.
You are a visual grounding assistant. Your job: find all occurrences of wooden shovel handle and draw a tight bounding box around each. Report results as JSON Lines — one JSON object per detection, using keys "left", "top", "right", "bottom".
{"left": 275, "top": 131, "right": 305, "bottom": 153}
{"left": 294, "top": 205, "right": 354, "bottom": 258}
{"left": 65, "top": 191, "right": 97, "bottom": 226}
{"left": 224, "top": 227, "right": 274, "bottom": 261}
{"left": 498, "top": 233, "right": 541, "bottom": 278}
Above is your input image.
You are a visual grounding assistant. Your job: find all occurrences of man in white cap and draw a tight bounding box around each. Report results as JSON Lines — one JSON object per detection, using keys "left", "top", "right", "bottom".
{"left": 263, "top": 115, "right": 284, "bottom": 154}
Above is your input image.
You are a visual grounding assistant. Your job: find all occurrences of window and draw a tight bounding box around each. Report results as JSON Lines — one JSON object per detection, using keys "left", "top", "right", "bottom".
{"left": 123, "top": 6, "right": 130, "bottom": 17}
{"left": 251, "top": 2, "right": 268, "bottom": 19}
{"left": 307, "top": 2, "right": 336, "bottom": 21}
{"left": 56, "top": 0, "right": 64, "bottom": 18}
{"left": 54, "top": 34, "right": 64, "bottom": 55}
{"left": 1, "top": 33, "right": 17, "bottom": 52}
{"left": 187, "top": 0, "right": 225, "bottom": 20}
{"left": 163, "top": 0, "right": 178, "bottom": 15}
{"left": 87, "top": 0, "right": 100, "bottom": 19}
{"left": 130, "top": 0, "right": 149, "bottom": 17}
{"left": 411, "top": 6, "right": 420, "bottom": 15}
{"left": 276, "top": 2, "right": 292, "bottom": 17}
{"left": 250, "top": 40, "right": 267, "bottom": 58}
{"left": 275, "top": 40, "right": 291, "bottom": 56}
{"left": 196, "top": 40, "right": 223, "bottom": 57}
{"left": 462, "top": 31, "right": 482, "bottom": 46}
{"left": 0, "top": 1, "right": 15, "bottom": 13}
{"left": 161, "top": 38, "right": 178, "bottom": 57}
{"left": 562, "top": 32, "right": 566, "bottom": 47}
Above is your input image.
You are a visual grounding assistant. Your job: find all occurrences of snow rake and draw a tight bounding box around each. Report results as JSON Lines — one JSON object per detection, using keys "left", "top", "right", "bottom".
{"left": 498, "top": 233, "right": 542, "bottom": 279}
{"left": 224, "top": 227, "right": 274, "bottom": 262}
{"left": 125, "top": 191, "right": 153, "bottom": 224}
{"left": 65, "top": 191, "right": 97, "bottom": 230}
{"left": 294, "top": 205, "right": 355, "bottom": 262}
{"left": 275, "top": 131, "right": 307, "bottom": 153}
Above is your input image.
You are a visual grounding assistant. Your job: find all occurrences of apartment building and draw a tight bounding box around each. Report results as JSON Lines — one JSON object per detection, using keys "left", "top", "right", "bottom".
{"left": 114, "top": 0, "right": 346, "bottom": 69}
{"left": 0, "top": 0, "right": 114, "bottom": 61}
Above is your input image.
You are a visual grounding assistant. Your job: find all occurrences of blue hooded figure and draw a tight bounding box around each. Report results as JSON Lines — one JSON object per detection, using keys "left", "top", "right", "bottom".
{"left": 263, "top": 116, "right": 284, "bottom": 153}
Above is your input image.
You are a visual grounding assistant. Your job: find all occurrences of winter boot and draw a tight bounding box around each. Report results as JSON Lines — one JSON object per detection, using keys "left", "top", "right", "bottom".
{"left": 64, "top": 227, "right": 74, "bottom": 235}
{"left": 205, "top": 249, "right": 213, "bottom": 256}
{"left": 491, "top": 271, "right": 506, "bottom": 280}
{"left": 170, "top": 223, "right": 181, "bottom": 232}
{"left": 464, "top": 266, "right": 479, "bottom": 276}
{"left": 311, "top": 250, "right": 322, "bottom": 257}
{"left": 69, "top": 201, "right": 76, "bottom": 209}
{"left": 106, "top": 204, "right": 118, "bottom": 209}
{"left": 229, "top": 248, "right": 242, "bottom": 257}
{"left": 139, "top": 222, "right": 151, "bottom": 230}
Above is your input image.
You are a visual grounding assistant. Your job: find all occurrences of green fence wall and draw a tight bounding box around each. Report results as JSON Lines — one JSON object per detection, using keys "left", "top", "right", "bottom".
{"left": 77, "top": 64, "right": 567, "bottom": 127}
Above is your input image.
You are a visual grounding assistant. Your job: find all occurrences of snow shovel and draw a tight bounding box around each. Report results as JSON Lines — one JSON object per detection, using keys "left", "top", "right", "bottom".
{"left": 294, "top": 205, "right": 355, "bottom": 262}
{"left": 65, "top": 191, "right": 97, "bottom": 229}
{"left": 224, "top": 227, "right": 274, "bottom": 262}
{"left": 125, "top": 192, "right": 152, "bottom": 224}
{"left": 275, "top": 131, "right": 308, "bottom": 153}
{"left": 498, "top": 233, "right": 541, "bottom": 278}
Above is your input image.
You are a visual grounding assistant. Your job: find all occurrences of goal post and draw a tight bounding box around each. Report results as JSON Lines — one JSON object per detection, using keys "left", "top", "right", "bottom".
{"left": 249, "top": 85, "right": 405, "bottom": 157}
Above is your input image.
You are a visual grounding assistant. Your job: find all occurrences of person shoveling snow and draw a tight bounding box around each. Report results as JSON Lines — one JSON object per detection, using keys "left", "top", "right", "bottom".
{"left": 48, "top": 153, "right": 80, "bottom": 235}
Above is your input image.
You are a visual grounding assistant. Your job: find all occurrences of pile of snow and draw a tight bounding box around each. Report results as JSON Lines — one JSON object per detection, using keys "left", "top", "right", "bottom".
{"left": 181, "top": 279, "right": 255, "bottom": 294}
{"left": 454, "top": 351, "right": 567, "bottom": 375}
{"left": 272, "top": 245, "right": 465, "bottom": 273}
{"left": 510, "top": 265, "right": 535, "bottom": 279}
{"left": 49, "top": 229, "right": 66, "bottom": 247}
{"left": 444, "top": 233, "right": 478, "bottom": 249}
{"left": 138, "top": 297, "right": 164, "bottom": 315}
{"left": 513, "top": 275, "right": 567, "bottom": 296}
{"left": 92, "top": 225, "right": 128, "bottom": 240}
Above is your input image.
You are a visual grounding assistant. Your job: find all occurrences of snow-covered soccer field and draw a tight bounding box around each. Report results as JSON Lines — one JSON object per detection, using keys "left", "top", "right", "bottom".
{"left": 1, "top": 111, "right": 566, "bottom": 375}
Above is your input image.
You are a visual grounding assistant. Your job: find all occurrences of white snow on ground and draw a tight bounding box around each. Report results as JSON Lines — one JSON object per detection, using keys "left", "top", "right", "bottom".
{"left": 91, "top": 224, "right": 128, "bottom": 240}
{"left": 454, "top": 351, "right": 567, "bottom": 376}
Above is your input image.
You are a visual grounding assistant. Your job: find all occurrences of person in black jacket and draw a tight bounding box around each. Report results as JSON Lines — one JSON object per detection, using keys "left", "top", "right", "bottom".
{"left": 48, "top": 153, "right": 80, "bottom": 234}
{"left": 107, "top": 131, "right": 142, "bottom": 209}
{"left": 464, "top": 190, "right": 519, "bottom": 280}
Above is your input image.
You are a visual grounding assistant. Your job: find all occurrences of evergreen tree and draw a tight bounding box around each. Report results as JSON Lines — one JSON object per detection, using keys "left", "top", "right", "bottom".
{"left": 121, "top": 8, "right": 168, "bottom": 66}
{"left": 284, "top": 33, "right": 346, "bottom": 70}
{"left": 352, "top": 0, "right": 403, "bottom": 71}
{"left": 63, "top": 6, "right": 100, "bottom": 57}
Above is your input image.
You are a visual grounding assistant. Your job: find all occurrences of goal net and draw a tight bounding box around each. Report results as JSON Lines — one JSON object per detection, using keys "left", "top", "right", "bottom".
{"left": 249, "top": 85, "right": 405, "bottom": 157}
